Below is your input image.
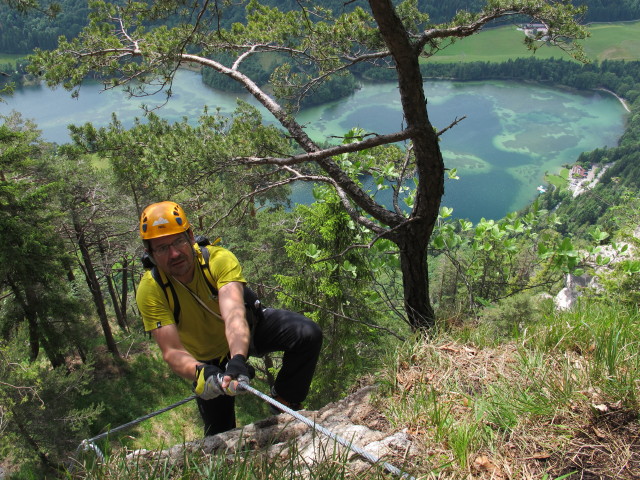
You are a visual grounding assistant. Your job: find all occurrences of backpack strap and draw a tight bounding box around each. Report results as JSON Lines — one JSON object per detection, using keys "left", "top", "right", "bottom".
{"left": 198, "top": 244, "right": 219, "bottom": 299}
{"left": 149, "top": 239, "right": 220, "bottom": 325}
{"left": 198, "top": 242, "right": 263, "bottom": 356}
{"left": 151, "top": 265, "right": 180, "bottom": 322}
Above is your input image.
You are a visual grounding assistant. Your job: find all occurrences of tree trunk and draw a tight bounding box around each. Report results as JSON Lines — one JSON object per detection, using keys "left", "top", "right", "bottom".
{"left": 396, "top": 231, "right": 435, "bottom": 331}
{"left": 9, "top": 279, "right": 67, "bottom": 367}
{"left": 8, "top": 280, "right": 41, "bottom": 361}
{"left": 369, "top": 0, "right": 444, "bottom": 330}
{"left": 98, "top": 240, "right": 128, "bottom": 332}
{"left": 72, "top": 214, "right": 120, "bottom": 358}
{"left": 27, "top": 313, "right": 40, "bottom": 361}
{"left": 108, "top": 271, "right": 129, "bottom": 332}
{"left": 13, "top": 414, "right": 55, "bottom": 469}
{"left": 120, "top": 256, "right": 130, "bottom": 326}
{"left": 131, "top": 258, "right": 141, "bottom": 316}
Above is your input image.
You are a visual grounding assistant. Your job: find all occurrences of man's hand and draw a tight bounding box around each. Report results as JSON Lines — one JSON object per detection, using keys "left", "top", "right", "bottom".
{"left": 221, "top": 354, "right": 251, "bottom": 396}
{"left": 193, "top": 364, "right": 224, "bottom": 400}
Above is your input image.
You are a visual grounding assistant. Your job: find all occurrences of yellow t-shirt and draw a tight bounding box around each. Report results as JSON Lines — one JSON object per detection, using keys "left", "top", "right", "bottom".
{"left": 136, "top": 245, "right": 246, "bottom": 361}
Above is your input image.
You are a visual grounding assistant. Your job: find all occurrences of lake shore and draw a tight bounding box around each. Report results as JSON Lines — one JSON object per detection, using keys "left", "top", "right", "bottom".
{"left": 596, "top": 87, "right": 631, "bottom": 113}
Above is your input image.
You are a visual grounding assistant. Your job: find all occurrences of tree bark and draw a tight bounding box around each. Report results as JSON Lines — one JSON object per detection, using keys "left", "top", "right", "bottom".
{"left": 13, "top": 414, "right": 55, "bottom": 469}
{"left": 369, "top": 0, "right": 444, "bottom": 329}
{"left": 396, "top": 231, "right": 435, "bottom": 330}
{"left": 99, "top": 240, "right": 128, "bottom": 332}
{"left": 120, "top": 256, "right": 130, "bottom": 326}
{"left": 8, "top": 280, "right": 41, "bottom": 361}
{"left": 72, "top": 213, "right": 120, "bottom": 358}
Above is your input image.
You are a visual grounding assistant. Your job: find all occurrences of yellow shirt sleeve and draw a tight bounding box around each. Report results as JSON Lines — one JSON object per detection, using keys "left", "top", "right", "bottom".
{"left": 207, "top": 246, "right": 246, "bottom": 289}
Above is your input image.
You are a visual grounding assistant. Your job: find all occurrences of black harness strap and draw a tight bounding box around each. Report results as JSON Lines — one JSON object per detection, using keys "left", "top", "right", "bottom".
{"left": 151, "top": 266, "right": 181, "bottom": 321}
{"left": 150, "top": 242, "right": 261, "bottom": 327}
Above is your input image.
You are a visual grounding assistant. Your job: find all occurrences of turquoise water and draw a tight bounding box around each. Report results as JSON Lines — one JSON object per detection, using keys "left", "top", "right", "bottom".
{"left": 1, "top": 70, "right": 627, "bottom": 221}
{"left": 295, "top": 80, "right": 626, "bottom": 220}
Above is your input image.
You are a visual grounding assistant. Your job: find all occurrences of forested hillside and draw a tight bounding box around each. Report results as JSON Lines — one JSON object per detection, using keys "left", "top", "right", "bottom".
{"left": 1, "top": 0, "right": 639, "bottom": 54}
{"left": 0, "top": 0, "right": 88, "bottom": 53}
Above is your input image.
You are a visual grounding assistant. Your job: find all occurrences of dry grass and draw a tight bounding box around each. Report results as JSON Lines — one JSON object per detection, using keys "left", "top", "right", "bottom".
{"left": 382, "top": 339, "right": 640, "bottom": 480}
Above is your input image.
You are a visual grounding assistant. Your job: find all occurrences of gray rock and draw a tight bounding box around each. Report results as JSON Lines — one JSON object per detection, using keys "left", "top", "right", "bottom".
{"left": 555, "top": 286, "right": 579, "bottom": 311}
{"left": 125, "top": 385, "right": 411, "bottom": 477}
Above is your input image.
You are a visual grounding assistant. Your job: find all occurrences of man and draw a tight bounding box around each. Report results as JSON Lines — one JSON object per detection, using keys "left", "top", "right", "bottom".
{"left": 136, "top": 201, "right": 322, "bottom": 436}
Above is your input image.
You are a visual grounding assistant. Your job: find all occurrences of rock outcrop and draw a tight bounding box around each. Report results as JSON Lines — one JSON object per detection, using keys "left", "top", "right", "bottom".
{"left": 554, "top": 241, "right": 637, "bottom": 311}
{"left": 126, "top": 386, "right": 415, "bottom": 477}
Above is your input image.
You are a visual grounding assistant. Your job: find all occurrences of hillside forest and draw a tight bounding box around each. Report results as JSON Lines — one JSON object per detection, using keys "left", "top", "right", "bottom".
{"left": 1, "top": 1, "right": 640, "bottom": 479}
{"left": 2, "top": 0, "right": 640, "bottom": 54}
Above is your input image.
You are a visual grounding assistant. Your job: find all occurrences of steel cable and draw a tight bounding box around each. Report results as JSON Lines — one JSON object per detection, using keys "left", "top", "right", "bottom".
{"left": 73, "top": 385, "right": 416, "bottom": 480}
{"left": 239, "top": 382, "right": 416, "bottom": 480}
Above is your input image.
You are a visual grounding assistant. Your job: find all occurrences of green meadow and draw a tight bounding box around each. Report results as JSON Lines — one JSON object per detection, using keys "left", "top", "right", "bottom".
{"left": 2, "top": 21, "right": 639, "bottom": 67}
{"left": 0, "top": 53, "right": 24, "bottom": 63}
{"left": 429, "top": 20, "right": 640, "bottom": 63}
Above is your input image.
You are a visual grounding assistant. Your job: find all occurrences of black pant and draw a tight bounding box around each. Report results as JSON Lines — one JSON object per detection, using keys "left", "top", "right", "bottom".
{"left": 196, "top": 307, "right": 322, "bottom": 436}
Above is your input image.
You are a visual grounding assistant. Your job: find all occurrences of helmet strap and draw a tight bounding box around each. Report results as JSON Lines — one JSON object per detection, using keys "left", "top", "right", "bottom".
{"left": 143, "top": 240, "right": 156, "bottom": 265}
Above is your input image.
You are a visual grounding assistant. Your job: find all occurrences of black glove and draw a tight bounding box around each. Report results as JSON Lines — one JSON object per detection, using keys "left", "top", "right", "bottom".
{"left": 222, "top": 354, "right": 251, "bottom": 396}
{"left": 193, "top": 364, "right": 224, "bottom": 400}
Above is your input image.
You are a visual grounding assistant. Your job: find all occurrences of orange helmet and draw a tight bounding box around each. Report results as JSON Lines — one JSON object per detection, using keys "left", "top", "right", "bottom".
{"left": 139, "top": 201, "right": 191, "bottom": 240}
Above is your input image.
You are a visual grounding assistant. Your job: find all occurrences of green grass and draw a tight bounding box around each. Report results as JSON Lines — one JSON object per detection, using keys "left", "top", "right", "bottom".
{"left": 583, "top": 21, "right": 640, "bottom": 61}
{"left": 377, "top": 299, "right": 639, "bottom": 479}
{"left": 545, "top": 167, "right": 570, "bottom": 191}
{"left": 0, "top": 54, "right": 24, "bottom": 63}
{"left": 428, "top": 21, "right": 640, "bottom": 64}
{"left": 73, "top": 427, "right": 393, "bottom": 480}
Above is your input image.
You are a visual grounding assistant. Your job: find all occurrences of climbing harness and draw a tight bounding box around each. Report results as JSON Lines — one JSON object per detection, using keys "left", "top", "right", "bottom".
{"left": 73, "top": 384, "right": 415, "bottom": 480}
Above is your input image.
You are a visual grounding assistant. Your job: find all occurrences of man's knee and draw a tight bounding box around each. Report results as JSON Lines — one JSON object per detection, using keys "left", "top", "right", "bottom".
{"left": 302, "top": 319, "right": 323, "bottom": 352}
{"left": 289, "top": 314, "right": 322, "bottom": 352}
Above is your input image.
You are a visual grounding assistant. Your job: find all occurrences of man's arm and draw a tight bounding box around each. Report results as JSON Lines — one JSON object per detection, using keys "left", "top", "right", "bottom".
{"left": 218, "top": 281, "right": 250, "bottom": 358}
{"left": 218, "top": 281, "right": 251, "bottom": 389}
{"left": 152, "top": 324, "right": 200, "bottom": 381}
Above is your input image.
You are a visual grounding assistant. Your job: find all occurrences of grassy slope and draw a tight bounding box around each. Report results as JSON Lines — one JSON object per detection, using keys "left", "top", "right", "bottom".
{"left": 545, "top": 166, "right": 570, "bottom": 191}
{"left": 381, "top": 299, "right": 640, "bottom": 479}
{"left": 76, "top": 299, "right": 640, "bottom": 480}
{"left": 429, "top": 21, "right": 640, "bottom": 64}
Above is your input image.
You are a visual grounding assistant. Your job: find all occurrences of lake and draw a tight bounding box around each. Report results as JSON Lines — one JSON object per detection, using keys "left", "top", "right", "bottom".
{"left": 1, "top": 69, "right": 627, "bottom": 222}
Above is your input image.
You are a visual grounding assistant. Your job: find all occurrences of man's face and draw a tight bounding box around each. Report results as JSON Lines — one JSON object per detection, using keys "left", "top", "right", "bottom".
{"left": 149, "top": 232, "right": 195, "bottom": 282}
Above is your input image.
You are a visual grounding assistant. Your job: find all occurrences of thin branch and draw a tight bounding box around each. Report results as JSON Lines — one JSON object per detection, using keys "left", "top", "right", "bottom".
{"left": 370, "top": 275, "right": 408, "bottom": 324}
{"left": 235, "top": 128, "right": 416, "bottom": 167}
{"left": 0, "top": 381, "right": 44, "bottom": 407}
{"left": 331, "top": 182, "right": 388, "bottom": 234}
{"left": 232, "top": 44, "right": 259, "bottom": 70}
{"left": 252, "top": 283, "right": 406, "bottom": 341}
{"left": 316, "top": 216, "right": 421, "bottom": 264}
{"left": 437, "top": 116, "right": 467, "bottom": 137}
{"left": 417, "top": 10, "right": 529, "bottom": 50}
{"left": 392, "top": 143, "right": 414, "bottom": 216}
{"left": 187, "top": 0, "right": 211, "bottom": 47}
{"left": 0, "top": 291, "right": 13, "bottom": 301}
{"left": 209, "top": 168, "right": 335, "bottom": 229}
